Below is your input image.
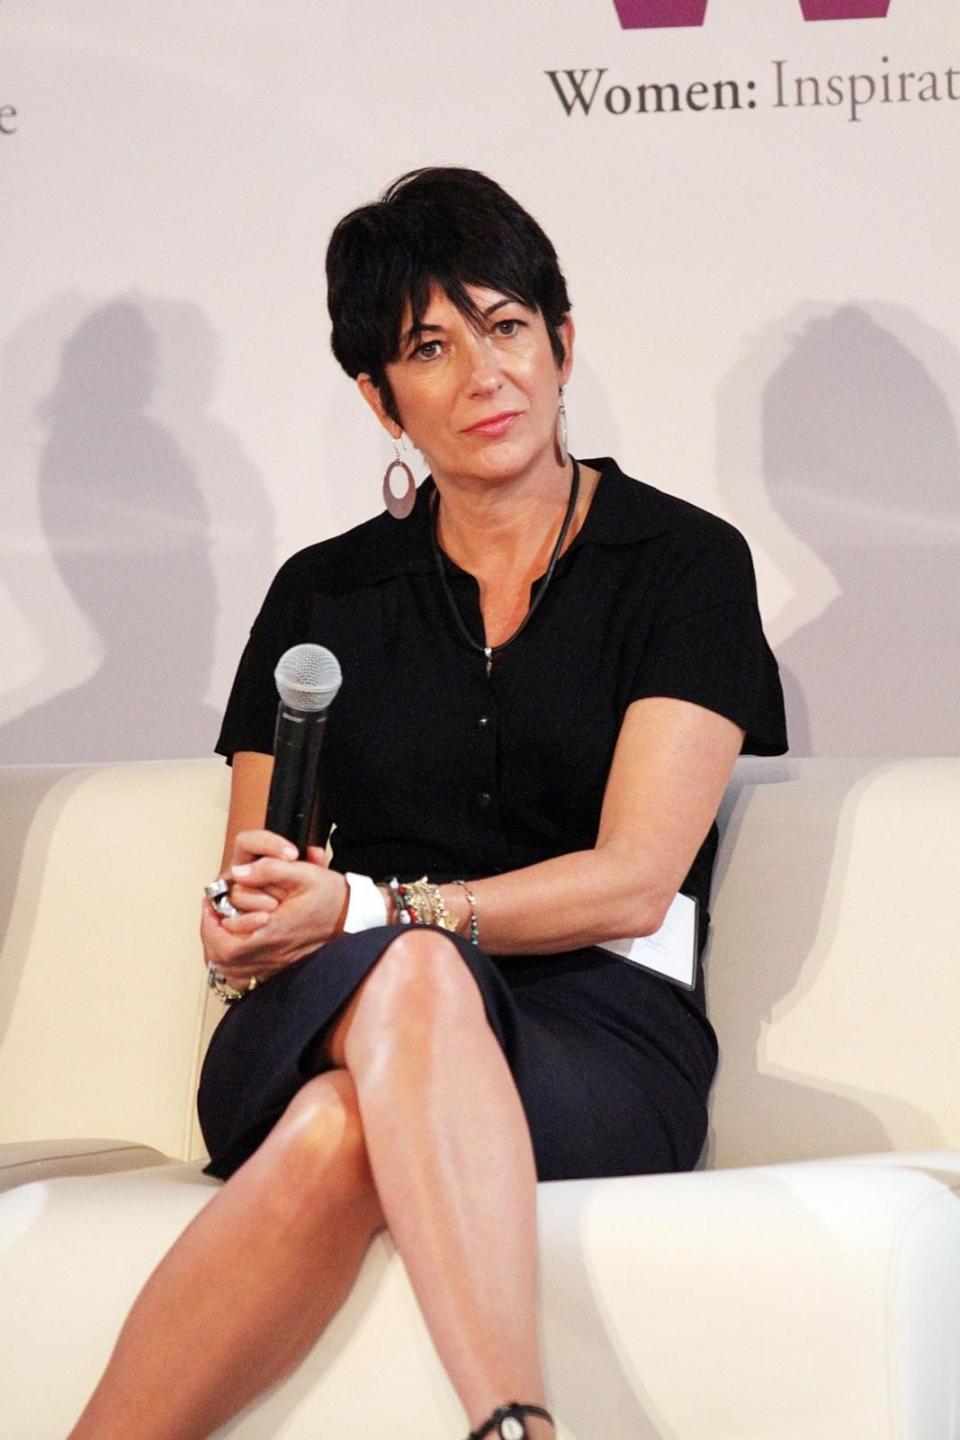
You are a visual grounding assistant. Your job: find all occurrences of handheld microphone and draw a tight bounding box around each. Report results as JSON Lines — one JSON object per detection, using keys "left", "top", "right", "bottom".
{"left": 264, "top": 643, "right": 342, "bottom": 854}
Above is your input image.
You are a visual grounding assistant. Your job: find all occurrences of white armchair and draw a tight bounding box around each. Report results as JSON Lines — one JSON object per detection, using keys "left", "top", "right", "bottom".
{"left": 1, "top": 757, "right": 958, "bottom": 1438}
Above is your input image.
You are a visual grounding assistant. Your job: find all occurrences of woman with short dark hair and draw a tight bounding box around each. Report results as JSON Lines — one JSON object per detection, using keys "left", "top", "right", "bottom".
{"left": 70, "top": 167, "right": 786, "bottom": 1440}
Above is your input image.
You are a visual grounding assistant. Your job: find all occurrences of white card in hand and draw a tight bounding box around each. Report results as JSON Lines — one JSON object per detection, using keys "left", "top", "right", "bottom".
{"left": 596, "top": 891, "right": 698, "bottom": 991}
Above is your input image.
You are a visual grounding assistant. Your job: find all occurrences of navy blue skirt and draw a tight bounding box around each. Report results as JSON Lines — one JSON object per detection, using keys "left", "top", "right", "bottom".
{"left": 197, "top": 925, "right": 717, "bottom": 1182}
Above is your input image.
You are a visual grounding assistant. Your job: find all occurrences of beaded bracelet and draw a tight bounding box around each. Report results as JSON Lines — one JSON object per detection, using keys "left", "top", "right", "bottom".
{"left": 453, "top": 880, "right": 480, "bottom": 946}
{"left": 206, "top": 964, "right": 249, "bottom": 1006}
{"left": 386, "top": 876, "right": 413, "bottom": 926}
{"left": 386, "top": 876, "right": 463, "bottom": 935}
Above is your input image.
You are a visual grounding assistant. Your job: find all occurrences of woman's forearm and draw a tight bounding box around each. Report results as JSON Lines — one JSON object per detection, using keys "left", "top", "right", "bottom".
{"left": 426, "top": 699, "right": 741, "bottom": 955}
{"left": 434, "top": 844, "right": 678, "bottom": 956}
{"left": 380, "top": 708, "right": 741, "bottom": 956}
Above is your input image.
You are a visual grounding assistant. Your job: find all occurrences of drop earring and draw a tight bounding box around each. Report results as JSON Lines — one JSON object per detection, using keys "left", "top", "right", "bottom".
{"left": 555, "top": 387, "right": 569, "bottom": 466}
{"left": 382, "top": 436, "right": 416, "bottom": 520}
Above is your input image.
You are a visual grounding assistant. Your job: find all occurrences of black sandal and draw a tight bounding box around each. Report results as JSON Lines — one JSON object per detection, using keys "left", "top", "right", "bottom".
{"left": 467, "top": 1401, "right": 554, "bottom": 1439}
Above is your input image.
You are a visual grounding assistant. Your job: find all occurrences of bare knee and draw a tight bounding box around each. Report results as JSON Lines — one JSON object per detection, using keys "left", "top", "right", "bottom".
{"left": 342, "top": 929, "right": 488, "bottom": 1072}
{"left": 254, "top": 1070, "right": 382, "bottom": 1234}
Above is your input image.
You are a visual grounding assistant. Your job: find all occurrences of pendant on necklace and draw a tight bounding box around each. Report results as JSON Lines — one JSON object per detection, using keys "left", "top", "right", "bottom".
{"left": 484, "top": 646, "right": 493, "bottom": 678}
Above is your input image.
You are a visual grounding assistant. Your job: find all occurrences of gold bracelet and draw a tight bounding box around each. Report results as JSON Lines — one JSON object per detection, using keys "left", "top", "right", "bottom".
{"left": 453, "top": 880, "right": 479, "bottom": 946}
{"left": 401, "top": 876, "right": 457, "bottom": 932}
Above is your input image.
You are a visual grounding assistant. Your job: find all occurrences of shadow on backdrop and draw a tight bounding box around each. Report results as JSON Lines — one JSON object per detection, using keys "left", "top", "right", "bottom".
{"left": 0, "top": 297, "right": 272, "bottom": 763}
{"left": 718, "top": 303, "right": 960, "bottom": 756}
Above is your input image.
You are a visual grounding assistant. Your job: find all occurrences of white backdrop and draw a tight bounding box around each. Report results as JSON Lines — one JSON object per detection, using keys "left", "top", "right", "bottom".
{"left": 1, "top": 0, "right": 957, "bottom": 761}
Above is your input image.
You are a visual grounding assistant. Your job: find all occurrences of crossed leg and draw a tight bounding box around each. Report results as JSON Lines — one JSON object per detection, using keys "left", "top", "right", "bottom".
{"left": 320, "top": 927, "right": 553, "bottom": 1436}
{"left": 68, "top": 1068, "right": 384, "bottom": 1439}
{"left": 68, "top": 928, "right": 554, "bottom": 1440}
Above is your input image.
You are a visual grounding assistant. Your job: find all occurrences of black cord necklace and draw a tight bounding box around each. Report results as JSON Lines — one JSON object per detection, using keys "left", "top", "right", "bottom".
{"left": 431, "top": 457, "right": 581, "bottom": 677}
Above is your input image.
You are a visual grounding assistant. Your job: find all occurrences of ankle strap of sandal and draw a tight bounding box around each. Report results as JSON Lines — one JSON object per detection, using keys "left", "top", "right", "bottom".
{"left": 468, "top": 1401, "right": 554, "bottom": 1439}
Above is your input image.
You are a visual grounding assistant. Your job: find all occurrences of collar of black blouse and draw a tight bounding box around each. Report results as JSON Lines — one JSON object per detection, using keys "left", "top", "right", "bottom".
{"left": 340, "top": 457, "right": 671, "bottom": 590}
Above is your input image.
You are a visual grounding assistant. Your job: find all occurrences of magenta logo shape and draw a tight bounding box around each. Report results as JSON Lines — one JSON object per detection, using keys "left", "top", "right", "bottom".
{"left": 614, "top": 0, "right": 890, "bottom": 26}
{"left": 613, "top": 1, "right": 708, "bottom": 25}
{"left": 799, "top": 0, "right": 890, "bottom": 17}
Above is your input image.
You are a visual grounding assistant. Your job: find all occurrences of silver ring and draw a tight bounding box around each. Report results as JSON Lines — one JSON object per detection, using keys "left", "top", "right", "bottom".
{"left": 204, "top": 878, "right": 239, "bottom": 919}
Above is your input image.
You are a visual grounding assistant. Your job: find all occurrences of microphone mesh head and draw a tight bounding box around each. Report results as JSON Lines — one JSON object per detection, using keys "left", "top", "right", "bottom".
{"left": 274, "top": 644, "right": 342, "bottom": 713}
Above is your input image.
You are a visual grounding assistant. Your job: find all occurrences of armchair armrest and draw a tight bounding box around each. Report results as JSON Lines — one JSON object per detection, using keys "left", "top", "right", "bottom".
{"left": 0, "top": 1138, "right": 171, "bottom": 1194}
{"left": 538, "top": 1151, "right": 960, "bottom": 1439}
{"left": 0, "top": 760, "right": 228, "bottom": 1161}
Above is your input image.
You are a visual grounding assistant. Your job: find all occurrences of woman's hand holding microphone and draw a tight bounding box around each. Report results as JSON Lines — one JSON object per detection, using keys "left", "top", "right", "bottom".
{"left": 201, "top": 829, "right": 348, "bottom": 997}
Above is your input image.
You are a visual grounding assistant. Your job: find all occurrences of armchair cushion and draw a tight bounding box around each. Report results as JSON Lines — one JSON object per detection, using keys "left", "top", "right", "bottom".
{"left": 2, "top": 1151, "right": 958, "bottom": 1438}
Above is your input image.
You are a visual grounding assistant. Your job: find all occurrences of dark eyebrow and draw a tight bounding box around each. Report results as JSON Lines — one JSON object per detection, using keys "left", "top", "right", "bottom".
{"left": 482, "top": 298, "right": 513, "bottom": 318}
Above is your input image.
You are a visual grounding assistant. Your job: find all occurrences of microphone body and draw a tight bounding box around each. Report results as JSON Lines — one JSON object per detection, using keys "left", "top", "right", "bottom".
{"left": 265, "top": 705, "right": 328, "bottom": 854}
{"left": 263, "top": 643, "right": 342, "bottom": 855}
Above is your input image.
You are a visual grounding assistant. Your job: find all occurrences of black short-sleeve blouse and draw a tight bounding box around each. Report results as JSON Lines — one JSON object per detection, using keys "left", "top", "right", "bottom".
{"left": 217, "top": 457, "right": 787, "bottom": 985}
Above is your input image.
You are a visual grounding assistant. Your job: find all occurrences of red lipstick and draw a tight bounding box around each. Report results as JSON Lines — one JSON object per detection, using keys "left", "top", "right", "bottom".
{"left": 463, "top": 411, "right": 519, "bottom": 437}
